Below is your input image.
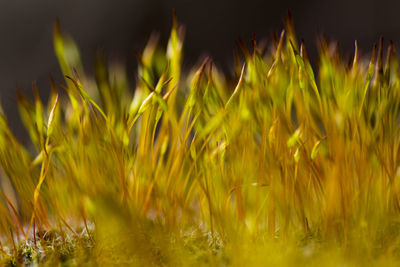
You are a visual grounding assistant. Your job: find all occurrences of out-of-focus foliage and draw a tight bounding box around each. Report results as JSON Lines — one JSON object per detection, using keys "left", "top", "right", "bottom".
{"left": 1, "top": 14, "right": 400, "bottom": 265}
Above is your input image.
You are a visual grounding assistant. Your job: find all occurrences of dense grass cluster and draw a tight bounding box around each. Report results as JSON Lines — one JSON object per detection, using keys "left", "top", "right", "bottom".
{"left": 1, "top": 14, "right": 400, "bottom": 265}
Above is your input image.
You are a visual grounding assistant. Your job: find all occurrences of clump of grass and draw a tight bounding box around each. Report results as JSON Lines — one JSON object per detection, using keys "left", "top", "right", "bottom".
{"left": 1, "top": 13, "right": 400, "bottom": 265}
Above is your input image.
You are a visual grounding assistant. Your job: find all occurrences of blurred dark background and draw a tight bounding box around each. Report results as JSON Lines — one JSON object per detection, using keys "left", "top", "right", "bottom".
{"left": 0, "top": 0, "right": 399, "bottom": 141}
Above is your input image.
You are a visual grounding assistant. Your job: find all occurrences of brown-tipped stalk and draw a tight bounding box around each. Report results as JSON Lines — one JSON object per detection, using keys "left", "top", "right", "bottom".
{"left": 352, "top": 40, "right": 359, "bottom": 71}
{"left": 373, "top": 37, "right": 384, "bottom": 87}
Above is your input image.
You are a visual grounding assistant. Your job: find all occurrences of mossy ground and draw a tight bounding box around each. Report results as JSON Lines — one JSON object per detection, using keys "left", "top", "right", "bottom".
{"left": 1, "top": 14, "right": 400, "bottom": 266}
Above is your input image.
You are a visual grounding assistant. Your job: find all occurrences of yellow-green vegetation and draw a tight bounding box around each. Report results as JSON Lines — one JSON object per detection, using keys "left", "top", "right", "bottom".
{"left": 1, "top": 14, "right": 400, "bottom": 266}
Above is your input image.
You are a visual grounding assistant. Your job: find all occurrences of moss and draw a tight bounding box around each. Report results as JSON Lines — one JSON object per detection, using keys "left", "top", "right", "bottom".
{"left": 1, "top": 13, "right": 400, "bottom": 265}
